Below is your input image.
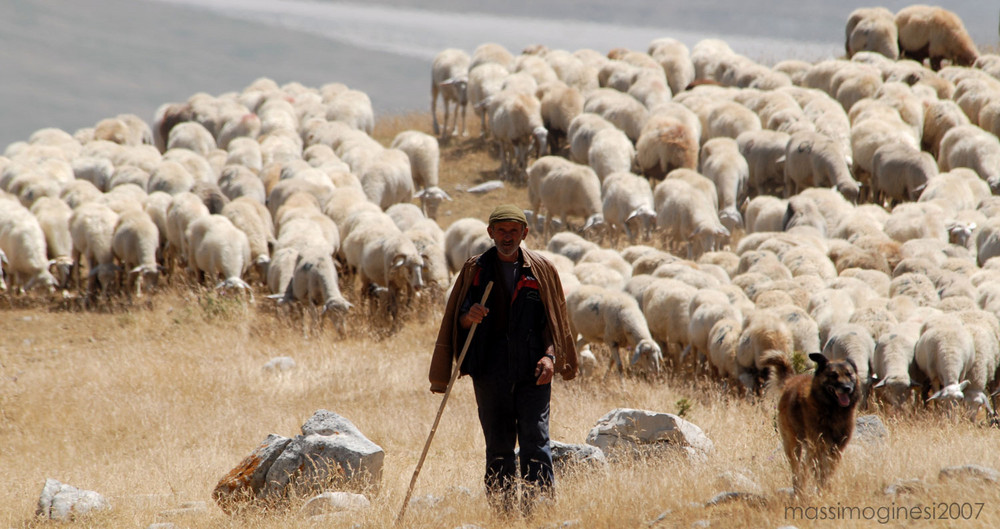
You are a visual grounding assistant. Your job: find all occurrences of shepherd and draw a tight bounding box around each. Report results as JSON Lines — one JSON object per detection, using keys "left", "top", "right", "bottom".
{"left": 429, "top": 204, "right": 578, "bottom": 515}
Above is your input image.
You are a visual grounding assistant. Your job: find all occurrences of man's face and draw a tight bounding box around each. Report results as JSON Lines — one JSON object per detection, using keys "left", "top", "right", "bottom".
{"left": 487, "top": 220, "right": 528, "bottom": 260}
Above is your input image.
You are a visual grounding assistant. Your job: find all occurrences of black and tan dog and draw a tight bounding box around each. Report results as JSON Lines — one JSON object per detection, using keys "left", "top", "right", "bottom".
{"left": 764, "top": 352, "right": 860, "bottom": 495}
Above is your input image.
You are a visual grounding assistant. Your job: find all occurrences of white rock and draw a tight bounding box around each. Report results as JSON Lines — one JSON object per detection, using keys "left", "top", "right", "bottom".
{"left": 302, "top": 491, "right": 370, "bottom": 516}
{"left": 36, "top": 478, "right": 110, "bottom": 521}
{"left": 585, "top": 408, "right": 713, "bottom": 460}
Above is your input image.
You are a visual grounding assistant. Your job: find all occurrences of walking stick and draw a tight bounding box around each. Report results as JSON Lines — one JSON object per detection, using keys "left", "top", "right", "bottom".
{"left": 396, "top": 281, "right": 493, "bottom": 525}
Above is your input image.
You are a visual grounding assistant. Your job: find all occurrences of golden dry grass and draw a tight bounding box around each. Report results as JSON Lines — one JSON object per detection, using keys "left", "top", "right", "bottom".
{"left": 3, "top": 113, "right": 1000, "bottom": 528}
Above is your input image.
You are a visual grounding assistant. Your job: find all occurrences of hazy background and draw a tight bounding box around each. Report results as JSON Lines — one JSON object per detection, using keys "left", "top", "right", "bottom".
{"left": 0, "top": 0, "right": 996, "bottom": 149}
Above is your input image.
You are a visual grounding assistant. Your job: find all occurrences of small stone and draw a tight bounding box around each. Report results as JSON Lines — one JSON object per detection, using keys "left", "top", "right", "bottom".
{"left": 648, "top": 509, "right": 672, "bottom": 526}
{"left": 714, "top": 470, "right": 761, "bottom": 494}
{"left": 854, "top": 415, "right": 889, "bottom": 446}
{"left": 705, "top": 491, "right": 768, "bottom": 508}
{"left": 263, "top": 356, "right": 296, "bottom": 372}
{"left": 884, "top": 478, "right": 929, "bottom": 496}
{"left": 302, "top": 492, "right": 370, "bottom": 516}
{"left": 586, "top": 408, "right": 713, "bottom": 460}
{"left": 691, "top": 520, "right": 711, "bottom": 528}
{"left": 466, "top": 180, "right": 504, "bottom": 194}
{"left": 158, "top": 500, "right": 208, "bottom": 518}
{"left": 36, "top": 479, "right": 110, "bottom": 521}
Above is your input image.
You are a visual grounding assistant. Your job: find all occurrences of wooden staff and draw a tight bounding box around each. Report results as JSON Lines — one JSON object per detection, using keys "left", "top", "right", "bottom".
{"left": 396, "top": 281, "right": 493, "bottom": 525}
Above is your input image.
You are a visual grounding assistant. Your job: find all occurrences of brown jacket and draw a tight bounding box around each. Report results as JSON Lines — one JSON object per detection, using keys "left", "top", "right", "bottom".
{"left": 429, "top": 247, "right": 578, "bottom": 392}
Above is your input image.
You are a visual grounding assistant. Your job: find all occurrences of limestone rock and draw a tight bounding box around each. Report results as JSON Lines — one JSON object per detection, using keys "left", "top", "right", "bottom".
{"left": 884, "top": 478, "right": 929, "bottom": 496}
{"left": 704, "top": 491, "right": 768, "bottom": 508}
{"left": 714, "top": 470, "right": 761, "bottom": 494}
{"left": 36, "top": 478, "right": 110, "bottom": 521}
{"left": 263, "top": 410, "right": 384, "bottom": 498}
{"left": 939, "top": 464, "right": 1000, "bottom": 485}
{"left": 551, "top": 440, "right": 608, "bottom": 471}
{"left": 213, "top": 433, "right": 292, "bottom": 514}
{"left": 302, "top": 491, "right": 370, "bottom": 516}
{"left": 585, "top": 408, "right": 714, "bottom": 460}
{"left": 465, "top": 180, "right": 504, "bottom": 194}
{"left": 853, "top": 414, "right": 889, "bottom": 446}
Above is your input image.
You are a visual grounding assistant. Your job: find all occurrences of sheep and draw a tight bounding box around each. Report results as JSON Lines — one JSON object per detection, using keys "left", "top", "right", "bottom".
{"left": 583, "top": 88, "right": 649, "bottom": 143}
{"left": 706, "top": 318, "right": 747, "bottom": 391}
{"left": 577, "top": 248, "right": 632, "bottom": 280}
{"left": 221, "top": 197, "right": 274, "bottom": 282}
{"left": 536, "top": 159, "right": 603, "bottom": 240}
{"left": 648, "top": 38, "right": 695, "bottom": 95}
{"left": 185, "top": 214, "right": 253, "bottom": 298}
{"left": 545, "top": 231, "right": 599, "bottom": 264}
{"left": 954, "top": 309, "right": 999, "bottom": 417}
{"left": 635, "top": 113, "right": 699, "bottom": 181}
{"left": 538, "top": 81, "right": 584, "bottom": 155}
{"left": 895, "top": 5, "right": 979, "bottom": 70}
{"left": 356, "top": 149, "right": 415, "bottom": 211}
{"left": 699, "top": 137, "right": 748, "bottom": 233}
{"left": 567, "top": 113, "right": 616, "bottom": 165}
{"left": 0, "top": 197, "right": 57, "bottom": 292}
{"left": 164, "top": 192, "right": 210, "bottom": 274}
{"left": 736, "top": 130, "right": 789, "bottom": 198}
{"left": 744, "top": 196, "right": 788, "bottom": 234}
{"left": 431, "top": 48, "right": 471, "bottom": 137}
{"left": 487, "top": 91, "right": 548, "bottom": 182}
{"left": 29, "top": 197, "right": 74, "bottom": 287}
{"left": 587, "top": 128, "right": 635, "bottom": 181}
{"left": 442, "top": 217, "right": 490, "bottom": 273}
{"left": 166, "top": 121, "right": 216, "bottom": 157}
{"left": 390, "top": 130, "right": 440, "bottom": 190}
{"left": 642, "top": 277, "right": 698, "bottom": 368}
{"left": 705, "top": 100, "right": 761, "bottom": 141}
{"left": 688, "top": 288, "right": 743, "bottom": 372}
{"left": 845, "top": 7, "right": 899, "bottom": 60}
{"left": 567, "top": 284, "right": 663, "bottom": 376}
{"left": 737, "top": 309, "right": 795, "bottom": 394}
{"left": 325, "top": 89, "right": 375, "bottom": 135}
{"left": 403, "top": 225, "right": 449, "bottom": 294}
{"left": 359, "top": 231, "right": 425, "bottom": 324}
{"left": 655, "top": 178, "right": 730, "bottom": 258}
{"left": 69, "top": 202, "right": 120, "bottom": 298}
{"left": 870, "top": 142, "right": 938, "bottom": 207}
{"left": 872, "top": 320, "right": 922, "bottom": 409}
{"left": 601, "top": 172, "right": 656, "bottom": 245}
{"left": 937, "top": 125, "right": 1000, "bottom": 194}
{"left": 914, "top": 312, "right": 976, "bottom": 407}
{"left": 278, "top": 248, "right": 353, "bottom": 333}
{"left": 111, "top": 209, "right": 161, "bottom": 297}
{"left": 783, "top": 130, "right": 859, "bottom": 202}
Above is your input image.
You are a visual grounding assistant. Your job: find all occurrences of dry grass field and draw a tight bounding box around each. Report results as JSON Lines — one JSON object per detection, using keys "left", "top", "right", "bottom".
{"left": 3, "top": 113, "right": 1000, "bottom": 529}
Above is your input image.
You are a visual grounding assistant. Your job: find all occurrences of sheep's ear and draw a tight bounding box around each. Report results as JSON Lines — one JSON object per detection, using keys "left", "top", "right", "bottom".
{"left": 969, "top": 222, "right": 978, "bottom": 230}
{"left": 873, "top": 378, "right": 887, "bottom": 389}
{"left": 928, "top": 389, "right": 943, "bottom": 401}
{"left": 959, "top": 380, "right": 970, "bottom": 391}
{"left": 392, "top": 255, "right": 405, "bottom": 268}
{"left": 808, "top": 352, "right": 827, "bottom": 371}
{"left": 775, "top": 155, "right": 786, "bottom": 165}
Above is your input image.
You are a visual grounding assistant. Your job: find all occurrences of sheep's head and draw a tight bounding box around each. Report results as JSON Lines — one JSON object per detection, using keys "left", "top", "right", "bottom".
{"left": 928, "top": 380, "right": 969, "bottom": 405}
{"left": 692, "top": 224, "right": 730, "bottom": 256}
{"left": 946, "top": 220, "right": 976, "bottom": 248}
{"left": 414, "top": 186, "right": 452, "bottom": 220}
{"left": 873, "top": 376, "right": 917, "bottom": 409}
{"left": 625, "top": 205, "right": 657, "bottom": 241}
{"left": 532, "top": 126, "right": 548, "bottom": 160}
{"left": 440, "top": 76, "right": 469, "bottom": 106}
{"left": 48, "top": 257, "right": 74, "bottom": 289}
{"left": 835, "top": 180, "right": 861, "bottom": 204}
{"left": 630, "top": 339, "right": 663, "bottom": 376}
{"left": 718, "top": 207, "right": 744, "bottom": 234}
{"left": 581, "top": 213, "right": 606, "bottom": 240}
{"left": 25, "top": 269, "right": 58, "bottom": 294}
{"left": 392, "top": 254, "right": 425, "bottom": 291}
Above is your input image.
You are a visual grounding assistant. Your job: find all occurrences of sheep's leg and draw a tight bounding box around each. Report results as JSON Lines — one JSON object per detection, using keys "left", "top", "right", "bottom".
{"left": 458, "top": 102, "right": 467, "bottom": 137}
{"left": 442, "top": 99, "right": 453, "bottom": 138}
{"left": 431, "top": 85, "right": 441, "bottom": 135}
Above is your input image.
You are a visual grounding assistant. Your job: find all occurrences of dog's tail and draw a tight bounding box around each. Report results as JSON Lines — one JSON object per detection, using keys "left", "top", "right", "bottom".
{"left": 760, "top": 349, "right": 794, "bottom": 392}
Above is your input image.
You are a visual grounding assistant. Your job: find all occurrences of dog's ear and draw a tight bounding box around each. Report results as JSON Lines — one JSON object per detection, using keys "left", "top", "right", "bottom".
{"left": 809, "top": 352, "right": 828, "bottom": 372}
{"left": 845, "top": 357, "right": 858, "bottom": 375}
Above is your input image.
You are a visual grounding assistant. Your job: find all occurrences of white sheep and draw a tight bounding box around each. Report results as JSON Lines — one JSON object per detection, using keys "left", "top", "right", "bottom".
{"left": 635, "top": 113, "right": 699, "bottom": 181}
{"left": 279, "top": 248, "right": 353, "bottom": 333}
{"left": 956, "top": 309, "right": 1000, "bottom": 417}
{"left": 431, "top": 48, "right": 471, "bottom": 137}
{"left": 325, "top": 89, "right": 375, "bottom": 135}
{"left": 737, "top": 130, "right": 789, "bottom": 198}
{"left": 737, "top": 309, "right": 795, "bottom": 394}
{"left": 582, "top": 88, "right": 649, "bottom": 143}
{"left": 111, "top": 209, "right": 161, "bottom": 297}
{"left": 567, "top": 284, "right": 662, "bottom": 376}
{"left": 69, "top": 202, "right": 120, "bottom": 298}
{"left": 648, "top": 38, "right": 695, "bottom": 95}
{"left": 164, "top": 191, "right": 210, "bottom": 274}
{"left": 357, "top": 148, "right": 415, "bottom": 210}
{"left": 845, "top": 7, "right": 899, "bottom": 60}
{"left": 937, "top": 125, "right": 1000, "bottom": 193}
{"left": 654, "top": 178, "right": 730, "bottom": 258}
{"left": 642, "top": 277, "right": 698, "bottom": 367}
{"left": 0, "top": 196, "right": 58, "bottom": 292}
{"left": 536, "top": 159, "right": 603, "bottom": 239}
{"left": 567, "top": 112, "right": 616, "bottom": 165}
{"left": 29, "top": 196, "right": 74, "bottom": 287}
{"left": 390, "top": 130, "right": 440, "bottom": 190}
{"left": 587, "top": 127, "right": 635, "bottom": 181}
{"left": 360, "top": 231, "right": 425, "bottom": 324}
{"left": 221, "top": 197, "right": 275, "bottom": 282}
{"left": 488, "top": 91, "right": 548, "bottom": 182}
{"left": 218, "top": 165, "right": 265, "bottom": 204}
{"left": 699, "top": 137, "right": 748, "bottom": 233}
{"left": 538, "top": 81, "right": 584, "bottom": 155}
{"left": 914, "top": 312, "right": 976, "bottom": 406}
{"left": 688, "top": 288, "right": 743, "bottom": 371}
{"left": 870, "top": 142, "right": 938, "bottom": 207}
{"left": 783, "top": 130, "right": 860, "bottom": 202}
{"left": 600, "top": 172, "right": 656, "bottom": 245}
{"left": 185, "top": 214, "right": 253, "bottom": 298}
{"left": 545, "top": 231, "right": 599, "bottom": 264}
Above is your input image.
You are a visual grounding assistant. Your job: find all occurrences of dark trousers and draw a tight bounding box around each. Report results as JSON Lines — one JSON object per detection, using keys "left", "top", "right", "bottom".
{"left": 472, "top": 377, "right": 554, "bottom": 511}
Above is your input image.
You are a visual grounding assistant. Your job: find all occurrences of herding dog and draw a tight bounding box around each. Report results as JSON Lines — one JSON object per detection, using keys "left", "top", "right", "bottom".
{"left": 764, "top": 352, "right": 860, "bottom": 495}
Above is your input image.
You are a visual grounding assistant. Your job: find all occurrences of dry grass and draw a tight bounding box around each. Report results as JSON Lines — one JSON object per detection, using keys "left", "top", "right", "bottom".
{"left": 3, "top": 113, "right": 1000, "bottom": 528}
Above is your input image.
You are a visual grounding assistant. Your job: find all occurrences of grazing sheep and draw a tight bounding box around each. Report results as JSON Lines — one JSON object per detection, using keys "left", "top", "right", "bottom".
{"left": 688, "top": 288, "right": 743, "bottom": 371}
{"left": 185, "top": 214, "right": 253, "bottom": 298}
{"left": 822, "top": 323, "right": 877, "bottom": 402}
{"left": 737, "top": 129, "right": 789, "bottom": 198}
{"left": 221, "top": 197, "right": 275, "bottom": 282}
{"left": 29, "top": 197, "right": 74, "bottom": 287}
{"left": 783, "top": 130, "right": 860, "bottom": 202}
{"left": 655, "top": 178, "right": 730, "bottom": 258}
{"left": 164, "top": 192, "right": 210, "bottom": 274}
{"left": 431, "top": 48, "right": 471, "bottom": 137}
{"left": 0, "top": 197, "right": 58, "bottom": 292}
{"left": 642, "top": 278, "right": 698, "bottom": 367}
{"left": 648, "top": 38, "right": 695, "bottom": 95}
{"left": 444, "top": 217, "right": 492, "bottom": 273}
{"left": 358, "top": 149, "right": 415, "bottom": 210}
{"left": 845, "top": 7, "right": 899, "bottom": 60}
{"left": 870, "top": 142, "right": 938, "bottom": 207}
{"left": 914, "top": 312, "right": 976, "bottom": 406}
{"left": 955, "top": 309, "right": 1000, "bottom": 417}
{"left": 69, "top": 202, "right": 120, "bottom": 298}
{"left": 567, "top": 113, "right": 616, "bottom": 165}
{"left": 538, "top": 81, "right": 584, "bottom": 155}
{"left": 280, "top": 248, "right": 353, "bottom": 333}
{"left": 699, "top": 137, "right": 748, "bottom": 233}
{"left": 360, "top": 231, "right": 425, "bottom": 323}
{"left": 546, "top": 231, "right": 600, "bottom": 264}
{"left": 469, "top": 63, "right": 510, "bottom": 139}
{"left": 536, "top": 159, "right": 603, "bottom": 240}
{"left": 567, "top": 284, "right": 663, "bottom": 376}
{"left": 583, "top": 88, "right": 649, "bottom": 143}
{"left": 588, "top": 128, "right": 635, "bottom": 181}
{"left": 111, "top": 209, "right": 161, "bottom": 297}
{"left": 390, "top": 130, "right": 440, "bottom": 190}
{"left": 895, "top": 5, "right": 979, "bottom": 70}
{"left": 937, "top": 125, "right": 1000, "bottom": 193}
{"left": 923, "top": 99, "right": 971, "bottom": 157}
{"left": 872, "top": 320, "right": 922, "bottom": 409}
{"left": 601, "top": 172, "right": 656, "bottom": 245}
{"left": 635, "top": 113, "right": 699, "bottom": 181}
{"left": 737, "top": 309, "right": 795, "bottom": 394}
{"left": 326, "top": 89, "right": 375, "bottom": 135}
{"left": 488, "top": 90, "right": 548, "bottom": 182}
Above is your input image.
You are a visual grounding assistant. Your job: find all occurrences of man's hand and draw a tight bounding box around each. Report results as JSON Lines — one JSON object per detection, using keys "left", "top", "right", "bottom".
{"left": 534, "top": 354, "right": 554, "bottom": 385}
{"left": 460, "top": 303, "right": 489, "bottom": 329}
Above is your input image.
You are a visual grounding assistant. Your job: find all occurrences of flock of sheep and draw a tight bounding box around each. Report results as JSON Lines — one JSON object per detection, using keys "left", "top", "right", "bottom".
{"left": 1, "top": 4, "right": 999, "bottom": 417}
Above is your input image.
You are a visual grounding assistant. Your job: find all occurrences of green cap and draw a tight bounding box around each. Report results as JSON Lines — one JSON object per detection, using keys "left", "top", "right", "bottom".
{"left": 488, "top": 204, "right": 528, "bottom": 226}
